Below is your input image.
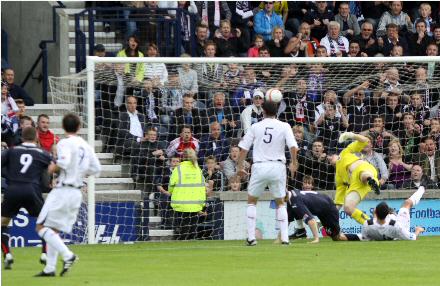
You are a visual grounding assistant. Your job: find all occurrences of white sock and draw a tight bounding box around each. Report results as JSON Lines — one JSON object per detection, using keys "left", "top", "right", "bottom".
{"left": 246, "top": 204, "right": 257, "bottom": 241}
{"left": 43, "top": 243, "right": 58, "bottom": 273}
{"left": 409, "top": 186, "right": 425, "bottom": 206}
{"left": 295, "top": 219, "right": 305, "bottom": 230}
{"left": 38, "top": 227, "right": 73, "bottom": 261}
{"left": 276, "top": 206, "right": 288, "bottom": 242}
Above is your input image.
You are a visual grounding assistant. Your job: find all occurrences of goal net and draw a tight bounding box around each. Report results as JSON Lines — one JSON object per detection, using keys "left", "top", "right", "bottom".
{"left": 49, "top": 56, "right": 440, "bottom": 244}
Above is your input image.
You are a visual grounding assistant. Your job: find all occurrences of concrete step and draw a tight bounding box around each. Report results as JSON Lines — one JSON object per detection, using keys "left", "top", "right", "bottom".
{"left": 149, "top": 216, "right": 161, "bottom": 224}
{"left": 69, "top": 31, "right": 116, "bottom": 38}
{"left": 148, "top": 229, "right": 174, "bottom": 241}
{"left": 25, "top": 104, "right": 76, "bottom": 116}
{"left": 95, "top": 177, "right": 134, "bottom": 190}
{"left": 100, "top": 164, "right": 122, "bottom": 178}
{"left": 69, "top": 19, "right": 103, "bottom": 29}
{"left": 95, "top": 140, "right": 103, "bottom": 152}
{"left": 69, "top": 43, "right": 123, "bottom": 53}
{"left": 63, "top": 8, "right": 87, "bottom": 15}
{"left": 97, "top": 153, "right": 114, "bottom": 164}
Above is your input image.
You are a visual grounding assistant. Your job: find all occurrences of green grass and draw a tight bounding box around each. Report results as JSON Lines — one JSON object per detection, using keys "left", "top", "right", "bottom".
{"left": 3, "top": 237, "right": 440, "bottom": 286}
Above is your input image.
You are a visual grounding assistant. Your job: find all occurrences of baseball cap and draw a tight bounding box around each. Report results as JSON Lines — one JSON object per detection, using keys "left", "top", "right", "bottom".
{"left": 253, "top": 89, "right": 264, "bottom": 98}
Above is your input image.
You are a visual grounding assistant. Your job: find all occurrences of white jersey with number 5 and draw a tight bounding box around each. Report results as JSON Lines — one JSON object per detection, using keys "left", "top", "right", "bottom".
{"left": 56, "top": 135, "right": 102, "bottom": 188}
{"left": 239, "top": 118, "right": 298, "bottom": 163}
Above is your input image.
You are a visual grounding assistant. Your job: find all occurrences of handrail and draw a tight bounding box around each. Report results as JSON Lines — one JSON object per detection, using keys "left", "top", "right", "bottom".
{"left": 21, "top": 1, "right": 66, "bottom": 104}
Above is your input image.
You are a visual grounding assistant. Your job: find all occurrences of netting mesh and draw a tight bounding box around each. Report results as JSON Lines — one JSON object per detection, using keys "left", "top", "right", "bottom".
{"left": 49, "top": 58, "right": 440, "bottom": 243}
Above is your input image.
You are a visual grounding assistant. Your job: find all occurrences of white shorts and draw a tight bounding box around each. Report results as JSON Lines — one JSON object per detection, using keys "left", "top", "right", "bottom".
{"left": 247, "top": 161, "right": 286, "bottom": 199}
{"left": 396, "top": 207, "right": 410, "bottom": 232}
{"left": 36, "top": 187, "right": 83, "bottom": 233}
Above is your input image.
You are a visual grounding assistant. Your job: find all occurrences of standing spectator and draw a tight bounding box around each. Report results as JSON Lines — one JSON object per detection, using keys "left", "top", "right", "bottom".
{"left": 285, "top": 1, "right": 311, "bottom": 35}
{"left": 377, "top": 23, "right": 409, "bottom": 56}
{"left": 313, "top": 90, "right": 343, "bottom": 130}
{"left": 240, "top": 89, "right": 264, "bottom": 135}
{"left": 266, "top": 26, "right": 289, "bottom": 57}
{"left": 228, "top": 1, "right": 255, "bottom": 52}
{"left": 195, "top": 1, "right": 232, "bottom": 38}
{"left": 306, "top": 63, "right": 326, "bottom": 102}
{"left": 194, "top": 23, "right": 209, "bottom": 57}
{"left": 347, "top": 41, "right": 367, "bottom": 57}
{"left": 419, "top": 137, "right": 440, "bottom": 183}
{"left": 227, "top": 175, "right": 243, "bottom": 192}
{"left": 174, "top": 94, "right": 209, "bottom": 137}
{"left": 425, "top": 43, "right": 439, "bottom": 81}
{"left": 377, "top": 91, "right": 403, "bottom": 134}
{"left": 401, "top": 164, "right": 437, "bottom": 189}
{"left": 303, "top": 1, "right": 334, "bottom": 40}
{"left": 413, "top": 3, "right": 436, "bottom": 36}
{"left": 231, "top": 67, "right": 265, "bottom": 113}
{"left": 362, "top": 115, "right": 397, "bottom": 156}
{"left": 154, "top": 156, "right": 181, "bottom": 230}
{"left": 36, "top": 114, "right": 59, "bottom": 155}
{"left": 429, "top": 118, "right": 440, "bottom": 150}
{"left": 402, "top": 93, "right": 430, "bottom": 129}
{"left": 386, "top": 139, "right": 412, "bottom": 189}
{"left": 143, "top": 43, "right": 168, "bottom": 88}
{"left": 397, "top": 113, "right": 422, "bottom": 160}
{"left": 207, "top": 92, "right": 239, "bottom": 138}
{"left": 14, "top": 99, "right": 26, "bottom": 119}
{"left": 320, "top": 21, "right": 349, "bottom": 57}
{"left": 1, "top": 81, "right": 19, "bottom": 146}
{"left": 362, "top": 136, "right": 389, "bottom": 188}
{"left": 177, "top": 54, "right": 198, "bottom": 96}
{"left": 253, "top": 1, "right": 284, "bottom": 41}
{"left": 353, "top": 22, "right": 380, "bottom": 57}
{"left": 166, "top": 125, "right": 200, "bottom": 158}
{"left": 116, "top": 35, "right": 144, "bottom": 82}
{"left": 198, "top": 122, "right": 230, "bottom": 164}
{"left": 247, "top": 35, "right": 265, "bottom": 57}
{"left": 176, "top": 1, "right": 198, "bottom": 54}
{"left": 360, "top": 1, "right": 388, "bottom": 30}
{"left": 202, "top": 155, "right": 225, "bottom": 194}
{"left": 213, "top": 20, "right": 247, "bottom": 57}
{"left": 315, "top": 103, "right": 348, "bottom": 153}
{"left": 376, "top": 1, "right": 414, "bottom": 37}
{"left": 408, "top": 20, "right": 433, "bottom": 56}
{"left": 344, "top": 86, "right": 372, "bottom": 132}
{"left": 284, "top": 22, "right": 320, "bottom": 57}
{"left": 221, "top": 145, "right": 250, "bottom": 182}
{"left": 414, "top": 67, "right": 438, "bottom": 108}
{"left": 334, "top": 2, "right": 360, "bottom": 40}
{"left": 169, "top": 148, "right": 206, "bottom": 240}
{"left": 2, "top": 68, "right": 34, "bottom": 106}
{"left": 12, "top": 115, "right": 34, "bottom": 146}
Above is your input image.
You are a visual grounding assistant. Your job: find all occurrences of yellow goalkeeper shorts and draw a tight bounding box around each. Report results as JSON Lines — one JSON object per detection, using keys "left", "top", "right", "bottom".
{"left": 346, "top": 161, "right": 379, "bottom": 200}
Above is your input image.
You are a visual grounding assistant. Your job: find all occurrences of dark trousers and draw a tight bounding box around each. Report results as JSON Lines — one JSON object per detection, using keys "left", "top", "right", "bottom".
{"left": 172, "top": 211, "right": 199, "bottom": 240}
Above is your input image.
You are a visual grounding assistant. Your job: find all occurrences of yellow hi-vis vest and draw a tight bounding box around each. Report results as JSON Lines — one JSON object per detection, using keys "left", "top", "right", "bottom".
{"left": 169, "top": 161, "right": 206, "bottom": 213}
{"left": 116, "top": 49, "right": 145, "bottom": 82}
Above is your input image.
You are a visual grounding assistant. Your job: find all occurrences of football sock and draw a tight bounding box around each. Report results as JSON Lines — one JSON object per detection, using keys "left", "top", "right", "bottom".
{"left": 295, "top": 219, "right": 305, "bottom": 230}
{"left": 247, "top": 204, "right": 257, "bottom": 241}
{"left": 351, "top": 208, "right": 370, "bottom": 225}
{"left": 43, "top": 243, "right": 58, "bottom": 273}
{"left": 42, "top": 239, "right": 47, "bottom": 254}
{"left": 38, "top": 227, "right": 73, "bottom": 261}
{"left": 409, "top": 186, "right": 425, "bottom": 206}
{"left": 1, "top": 226, "right": 10, "bottom": 256}
{"left": 276, "top": 206, "right": 288, "bottom": 242}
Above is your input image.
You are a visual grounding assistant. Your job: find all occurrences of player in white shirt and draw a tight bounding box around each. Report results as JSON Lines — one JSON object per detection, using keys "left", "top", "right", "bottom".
{"left": 361, "top": 183, "right": 426, "bottom": 241}
{"left": 237, "top": 101, "right": 299, "bottom": 246}
{"left": 35, "top": 113, "right": 101, "bottom": 277}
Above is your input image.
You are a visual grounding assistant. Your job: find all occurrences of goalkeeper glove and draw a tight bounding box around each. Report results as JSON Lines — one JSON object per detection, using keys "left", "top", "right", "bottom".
{"left": 338, "top": 132, "right": 355, "bottom": 143}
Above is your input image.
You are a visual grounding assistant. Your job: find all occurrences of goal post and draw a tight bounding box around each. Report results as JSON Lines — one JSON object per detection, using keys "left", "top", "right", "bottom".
{"left": 49, "top": 55, "right": 440, "bottom": 244}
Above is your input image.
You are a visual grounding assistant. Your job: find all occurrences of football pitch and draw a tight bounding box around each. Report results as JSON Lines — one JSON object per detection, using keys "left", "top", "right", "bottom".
{"left": 3, "top": 237, "right": 440, "bottom": 286}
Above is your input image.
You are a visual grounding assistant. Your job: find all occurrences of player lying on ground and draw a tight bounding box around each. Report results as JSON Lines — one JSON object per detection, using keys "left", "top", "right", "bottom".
{"left": 1, "top": 127, "right": 54, "bottom": 270}
{"left": 274, "top": 176, "right": 359, "bottom": 243}
{"left": 327, "top": 132, "right": 380, "bottom": 225}
{"left": 361, "top": 182, "right": 427, "bottom": 241}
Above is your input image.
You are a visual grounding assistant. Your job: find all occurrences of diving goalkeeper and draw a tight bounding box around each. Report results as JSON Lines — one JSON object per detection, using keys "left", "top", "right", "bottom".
{"left": 327, "top": 132, "right": 381, "bottom": 225}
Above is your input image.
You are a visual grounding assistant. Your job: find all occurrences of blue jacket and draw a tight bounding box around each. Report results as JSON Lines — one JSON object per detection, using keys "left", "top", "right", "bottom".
{"left": 253, "top": 10, "right": 284, "bottom": 41}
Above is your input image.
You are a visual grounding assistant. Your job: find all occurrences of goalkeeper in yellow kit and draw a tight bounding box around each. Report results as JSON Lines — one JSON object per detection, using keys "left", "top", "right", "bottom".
{"left": 327, "top": 132, "right": 381, "bottom": 225}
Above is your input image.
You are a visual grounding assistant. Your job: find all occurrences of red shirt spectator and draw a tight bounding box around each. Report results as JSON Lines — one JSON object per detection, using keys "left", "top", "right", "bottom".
{"left": 36, "top": 114, "right": 59, "bottom": 153}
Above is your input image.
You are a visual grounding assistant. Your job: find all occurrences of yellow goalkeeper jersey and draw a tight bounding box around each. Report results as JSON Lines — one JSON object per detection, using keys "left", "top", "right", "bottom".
{"left": 335, "top": 140, "right": 368, "bottom": 189}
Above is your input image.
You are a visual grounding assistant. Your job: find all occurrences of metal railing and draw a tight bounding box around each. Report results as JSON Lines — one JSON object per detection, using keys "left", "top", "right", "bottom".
{"left": 21, "top": 1, "right": 65, "bottom": 104}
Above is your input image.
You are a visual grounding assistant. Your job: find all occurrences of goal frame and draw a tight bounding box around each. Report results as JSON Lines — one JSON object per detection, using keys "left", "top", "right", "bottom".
{"left": 85, "top": 55, "right": 439, "bottom": 244}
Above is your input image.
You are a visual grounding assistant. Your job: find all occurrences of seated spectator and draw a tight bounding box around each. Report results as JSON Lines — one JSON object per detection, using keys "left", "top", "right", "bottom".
{"left": 418, "top": 137, "right": 440, "bottom": 183}
{"left": 315, "top": 102, "right": 348, "bottom": 153}
{"left": 320, "top": 21, "right": 349, "bottom": 57}
{"left": 116, "top": 35, "right": 144, "bottom": 82}
{"left": 402, "top": 92, "right": 430, "bottom": 129}
{"left": 221, "top": 145, "right": 250, "bottom": 183}
{"left": 414, "top": 67, "right": 438, "bottom": 108}
{"left": 1, "top": 82, "right": 19, "bottom": 146}
{"left": 94, "top": 43, "right": 115, "bottom": 57}
{"left": 154, "top": 156, "right": 181, "bottom": 230}
{"left": 386, "top": 139, "right": 412, "bottom": 189}
{"left": 14, "top": 99, "right": 26, "bottom": 119}
{"left": 222, "top": 63, "right": 243, "bottom": 94}
{"left": 115, "top": 96, "right": 146, "bottom": 156}
{"left": 398, "top": 112, "right": 422, "bottom": 159}
{"left": 428, "top": 118, "right": 440, "bottom": 150}
{"left": 390, "top": 45, "right": 404, "bottom": 57}
{"left": 144, "top": 43, "right": 168, "bottom": 88}
{"left": 253, "top": 1, "right": 284, "bottom": 41}
{"left": 247, "top": 35, "right": 265, "bottom": 57}
{"left": 240, "top": 89, "right": 264, "bottom": 135}
{"left": 376, "top": 1, "right": 414, "bottom": 37}
{"left": 401, "top": 164, "right": 438, "bottom": 189}
{"left": 227, "top": 175, "right": 243, "bottom": 192}
{"left": 198, "top": 122, "right": 230, "bottom": 165}
{"left": 374, "top": 67, "right": 403, "bottom": 96}
{"left": 425, "top": 43, "right": 440, "bottom": 80}
{"left": 174, "top": 94, "right": 209, "bottom": 137}
{"left": 292, "top": 125, "right": 310, "bottom": 157}
{"left": 377, "top": 23, "right": 409, "bottom": 56}
{"left": 231, "top": 67, "right": 265, "bottom": 113}
{"left": 413, "top": 3, "right": 436, "bottom": 37}
{"left": 136, "top": 127, "right": 167, "bottom": 185}
{"left": 194, "top": 23, "right": 209, "bottom": 57}
{"left": 202, "top": 156, "right": 225, "bottom": 195}
{"left": 36, "top": 114, "right": 59, "bottom": 155}
{"left": 213, "top": 20, "right": 247, "bottom": 57}
{"left": 2, "top": 68, "right": 34, "bottom": 106}
{"left": 347, "top": 41, "right": 367, "bottom": 57}
{"left": 353, "top": 22, "right": 380, "bottom": 57}
{"left": 377, "top": 91, "right": 403, "bottom": 134}
{"left": 284, "top": 22, "right": 320, "bottom": 57}
{"left": 12, "top": 115, "right": 34, "bottom": 146}
{"left": 258, "top": 1, "right": 289, "bottom": 31}
{"left": 344, "top": 86, "right": 372, "bottom": 132}
{"left": 408, "top": 19, "right": 433, "bottom": 56}
{"left": 433, "top": 26, "right": 440, "bottom": 50}
{"left": 334, "top": 2, "right": 360, "bottom": 40}
{"left": 362, "top": 135, "right": 389, "bottom": 189}
{"left": 166, "top": 125, "right": 200, "bottom": 158}
{"left": 207, "top": 92, "right": 239, "bottom": 138}
{"left": 266, "top": 26, "right": 289, "bottom": 57}
{"left": 303, "top": 1, "right": 334, "bottom": 40}
{"left": 177, "top": 54, "right": 198, "bottom": 97}
{"left": 362, "top": 115, "right": 397, "bottom": 156}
